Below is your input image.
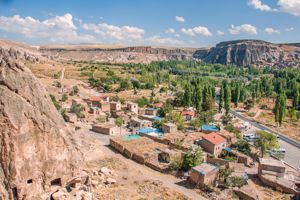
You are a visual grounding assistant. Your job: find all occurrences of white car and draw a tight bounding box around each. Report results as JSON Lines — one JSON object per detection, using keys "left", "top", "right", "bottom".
{"left": 243, "top": 133, "right": 254, "bottom": 138}
{"left": 271, "top": 148, "right": 286, "bottom": 153}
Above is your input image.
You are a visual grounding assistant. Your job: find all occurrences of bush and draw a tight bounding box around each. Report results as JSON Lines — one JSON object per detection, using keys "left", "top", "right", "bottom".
{"left": 231, "top": 139, "right": 251, "bottom": 155}
{"left": 169, "top": 154, "right": 183, "bottom": 170}
{"left": 61, "top": 93, "right": 68, "bottom": 102}
{"left": 225, "top": 176, "right": 246, "bottom": 188}
{"left": 135, "top": 97, "right": 150, "bottom": 107}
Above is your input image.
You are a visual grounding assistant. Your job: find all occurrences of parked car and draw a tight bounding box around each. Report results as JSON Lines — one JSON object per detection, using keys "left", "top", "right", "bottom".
{"left": 270, "top": 148, "right": 286, "bottom": 153}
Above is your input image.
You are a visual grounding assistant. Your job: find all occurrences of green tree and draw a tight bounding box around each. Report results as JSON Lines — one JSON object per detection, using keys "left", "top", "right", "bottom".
{"left": 182, "top": 147, "right": 204, "bottom": 171}
{"left": 115, "top": 117, "right": 124, "bottom": 134}
{"left": 274, "top": 93, "right": 286, "bottom": 126}
{"left": 255, "top": 131, "right": 279, "bottom": 158}
{"left": 293, "top": 88, "right": 299, "bottom": 109}
{"left": 165, "top": 111, "right": 185, "bottom": 130}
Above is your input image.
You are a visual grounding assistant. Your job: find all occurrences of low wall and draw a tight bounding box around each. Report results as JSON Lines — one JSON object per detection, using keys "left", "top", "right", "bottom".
{"left": 259, "top": 174, "right": 299, "bottom": 195}
{"left": 207, "top": 156, "right": 230, "bottom": 167}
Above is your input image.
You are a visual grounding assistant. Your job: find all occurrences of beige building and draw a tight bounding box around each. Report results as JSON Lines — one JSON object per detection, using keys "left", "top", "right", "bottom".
{"left": 130, "top": 117, "right": 152, "bottom": 129}
{"left": 258, "top": 158, "right": 286, "bottom": 177}
{"left": 92, "top": 124, "right": 119, "bottom": 135}
{"left": 201, "top": 132, "right": 227, "bottom": 156}
{"left": 162, "top": 123, "right": 177, "bottom": 133}
{"left": 190, "top": 163, "right": 219, "bottom": 187}
{"left": 110, "top": 102, "right": 121, "bottom": 111}
{"left": 145, "top": 108, "right": 158, "bottom": 116}
{"left": 127, "top": 102, "right": 139, "bottom": 114}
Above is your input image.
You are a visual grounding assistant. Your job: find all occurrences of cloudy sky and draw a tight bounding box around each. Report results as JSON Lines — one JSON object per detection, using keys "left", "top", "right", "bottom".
{"left": 0, "top": 0, "right": 299, "bottom": 47}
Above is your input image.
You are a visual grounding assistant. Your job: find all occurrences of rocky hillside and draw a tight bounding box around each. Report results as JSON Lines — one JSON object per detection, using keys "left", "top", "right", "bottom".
{"left": 0, "top": 52, "right": 83, "bottom": 199}
{"left": 193, "top": 40, "right": 300, "bottom": 67}
{"left": 40, "top": 45, "right": 196, "bottom": 64}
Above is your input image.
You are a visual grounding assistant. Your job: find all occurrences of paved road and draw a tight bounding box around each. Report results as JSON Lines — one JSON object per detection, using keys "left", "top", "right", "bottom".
{"left": 230, "top": 110, "right": 300, "bottom": 169}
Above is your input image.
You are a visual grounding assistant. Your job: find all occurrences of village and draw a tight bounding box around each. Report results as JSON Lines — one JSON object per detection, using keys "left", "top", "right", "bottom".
{"left": 55, "top": 80, "right": 300, "bottom": 200}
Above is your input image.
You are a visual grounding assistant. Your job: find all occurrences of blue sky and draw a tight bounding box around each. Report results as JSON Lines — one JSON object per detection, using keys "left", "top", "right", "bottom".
{"left": 0, "top": 0, "right": 299, "bottom": 47}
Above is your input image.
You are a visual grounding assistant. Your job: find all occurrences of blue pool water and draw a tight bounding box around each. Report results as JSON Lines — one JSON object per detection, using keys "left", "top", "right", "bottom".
{"left": 201, "top": 124, "right": 220, "bottom": 132}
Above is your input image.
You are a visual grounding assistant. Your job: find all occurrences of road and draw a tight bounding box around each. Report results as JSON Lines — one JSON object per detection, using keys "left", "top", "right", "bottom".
{"left": 230, "top": 110, "right": 300, "bottom": 169}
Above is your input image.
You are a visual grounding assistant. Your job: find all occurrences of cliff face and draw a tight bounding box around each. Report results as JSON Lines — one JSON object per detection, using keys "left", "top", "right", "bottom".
{"left": 193, "top": 40, "right": 300, "bottom": 67}
{"left": 0, "top": 53, "right": 83, "bottom": 199}
{"left": 40, "top": 46, "right": 196, "bottom": 64}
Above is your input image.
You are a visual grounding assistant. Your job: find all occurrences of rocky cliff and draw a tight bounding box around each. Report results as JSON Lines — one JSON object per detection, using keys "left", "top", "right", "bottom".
{"left": 193, "top": 40, "right": 300, "bottom": 67}
{"left": 0, "top": 52, "right": 83, "bottom": 199}
{"left": 40, "top": 45, "right": 196, "bottom": 64}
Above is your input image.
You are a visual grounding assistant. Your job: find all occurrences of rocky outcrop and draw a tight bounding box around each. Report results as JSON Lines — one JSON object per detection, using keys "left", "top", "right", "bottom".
{"left": 193, "top": 40, "right": 300, "bottom": 67}
{"left": 40, "top": 46, "right": 195, "bottom": 64}
{"left": 0, "top": 40, "right": 47, "bottom": 63}
{"left": 0, "top": 53, "right": 83, "bottom": 199}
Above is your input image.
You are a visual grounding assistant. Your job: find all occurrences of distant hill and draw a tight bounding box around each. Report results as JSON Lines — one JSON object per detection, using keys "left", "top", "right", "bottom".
{"left": 1, "top": 39, "right": 300, "bottom": 67}
{"left": 193, "top": 40, "right": 300, "bottom": 67}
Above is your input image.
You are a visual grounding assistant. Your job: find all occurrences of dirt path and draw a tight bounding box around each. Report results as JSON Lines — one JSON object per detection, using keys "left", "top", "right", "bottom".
{"left": 60, "top": 67, "right": 65, "bottom": 80}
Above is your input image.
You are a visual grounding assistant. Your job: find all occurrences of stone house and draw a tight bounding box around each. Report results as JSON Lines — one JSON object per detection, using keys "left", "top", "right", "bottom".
{"left": 92, "top": 124, "right": 119, "bottom": 135}
{"left": 130, "top": 117, "right": 152, "bottom": 129}
{"left": 145, "top": 108, "right": 158, "bottom": 116}
{"left": 201, "top": 133, "right": 227, "bottom": 156}
{"left": 110, "top": 102, "right": 122, "bottom": 112}
{"left": 127, "top": 102, "right": 139, "bottom": 114}
{"left": 162, "top": 123, "right": 177, "bottom": 133}
{"left": 180, "top": 110, "right": 195, "bottom": 121}
{"left": 190, "top": 163, "right": 219, "bottom": 187}
{"left": 258, "top": 158, "right": 286, "bottom": 177}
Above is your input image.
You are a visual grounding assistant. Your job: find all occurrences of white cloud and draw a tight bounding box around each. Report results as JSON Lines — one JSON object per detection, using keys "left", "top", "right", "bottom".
{"left": 248, "top": 0, "right": 276, "bottom": 11}
{"left": 146, "top": 36, "right": 182, "bottom": 45}
{"left": 82, "top": 23, "right": 145, "bottom": 41}
{"left": 181, "top": 26, "right": 212, "bottom": 37}
{"left": 278, "top": 0, "right": 300, "bottom": 16}
{"left": 229, "top": 24, "right": 258, "bottom": 35}
{"left": 165, "top": 28, "right": 176, "bottom": 34}
{"left": 0, "top": 13, "right": 95, "bottom": 42}
{"left": 217, "top": 30, "right": 225, "bottom": 36}
{"left": 175, "top": 16, "right": 185, "bottom": 23}
{"left": 285, "top": 27, "right": 294, "bottom": 31}
{"left": 264, "top": 27, "right": 280, "bottom": 34}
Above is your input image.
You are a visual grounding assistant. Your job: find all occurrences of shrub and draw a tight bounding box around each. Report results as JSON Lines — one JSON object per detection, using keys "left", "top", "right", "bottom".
{"left": 61, "top": 93, "right": 68, "bottom": 102}
{"left": 225, "top": 176, "right": 246, "bottom": 188}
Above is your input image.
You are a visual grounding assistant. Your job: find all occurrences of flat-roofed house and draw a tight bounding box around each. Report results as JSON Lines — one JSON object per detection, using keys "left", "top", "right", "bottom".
{"left": 190, "top": 163, "right": 219, "bottom": 187}
{"left": 145, "top": 108, "right": 158, "bottom": 116}
{"left": 130, "top": 117, "right": 152, "bottom": 129}
{"left": 110, "top": 102, "right": 121, "bottom": 111}
{"left": 127, "top": 102, "right": 139, "bottom": 114}
{"left": 258, "top": 158, "right": 286, "bottom": 177}
{"left": 92, "top": 124, "right": 119, "bottom": 135}
{"left": 181, "top": 110, "right": 195, "bottom": 121}
{"left": 162, "top": 123, "right": 177, "bottom": 133}
{"left": 201, "top": 133, "right": 227, "bottom": 156}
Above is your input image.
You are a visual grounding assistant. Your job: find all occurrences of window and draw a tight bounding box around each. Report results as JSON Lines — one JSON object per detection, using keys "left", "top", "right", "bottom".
{"left": 27, "top": 179, "right": 33, "bottom": 184}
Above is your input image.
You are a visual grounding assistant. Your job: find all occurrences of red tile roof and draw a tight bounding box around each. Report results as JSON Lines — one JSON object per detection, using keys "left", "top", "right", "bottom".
{"left": 153, "top": 102, "right": 163, "bottom": 108}
{"left": 202, "top": 132, "right": 226, "bottom": 145}
{"left": 89, "top": 95, "right": 108, "bottom": 102}
{"left": 89, "top": 96, "right": 103, "bottom": 102}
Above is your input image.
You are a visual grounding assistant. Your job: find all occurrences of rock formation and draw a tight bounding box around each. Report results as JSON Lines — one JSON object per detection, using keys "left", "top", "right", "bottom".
{"left": 40, "top": 45, "right": 196, "bottom": 64}
{"left": 193, "top": 40, "right": 300, "bottom": 67}
{"left": 0, "top": 52, "right": 83, "bottom": 199}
